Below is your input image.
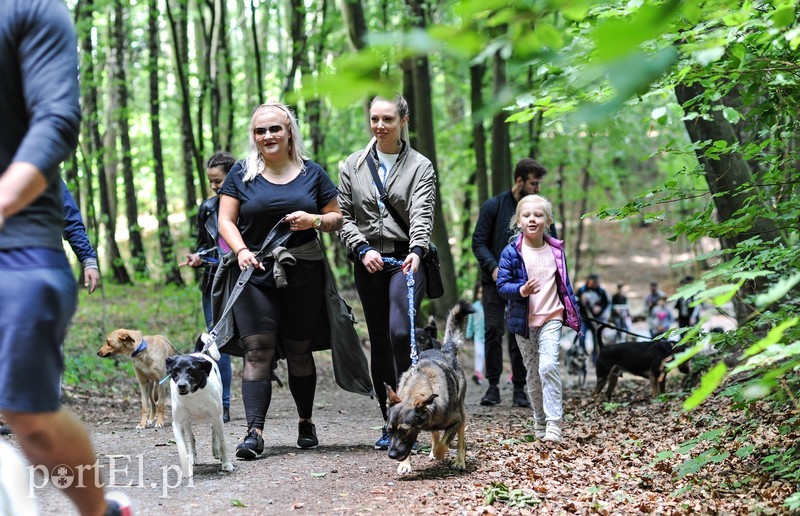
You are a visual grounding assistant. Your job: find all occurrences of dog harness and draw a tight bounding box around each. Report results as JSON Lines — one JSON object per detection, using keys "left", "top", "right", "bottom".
{"left": 381, "top": 256, "right": 419, "bottom": 366}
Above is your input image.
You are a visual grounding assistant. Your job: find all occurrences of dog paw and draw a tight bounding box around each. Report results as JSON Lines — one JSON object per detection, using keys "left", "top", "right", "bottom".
{"left": 396, "top": 457, "right": 413, "bottom": 475}
{"left": 452, "top": 458, "right": 466, "bottom": 470}
{"left": 136, "top": 423, "right": 147, "bottom": 430}
{"left": 220, "top": 462, "right": 234, "bottom": 473}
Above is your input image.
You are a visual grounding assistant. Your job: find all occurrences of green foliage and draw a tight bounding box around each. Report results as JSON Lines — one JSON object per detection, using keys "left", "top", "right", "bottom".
{"left": 482, "top": 482, "right": 540, "bottom": 507}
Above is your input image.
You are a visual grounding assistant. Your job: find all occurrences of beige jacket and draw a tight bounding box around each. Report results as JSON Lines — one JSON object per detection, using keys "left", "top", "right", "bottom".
{"left": 338, "top": 137, "right": 437, "bottom": 257}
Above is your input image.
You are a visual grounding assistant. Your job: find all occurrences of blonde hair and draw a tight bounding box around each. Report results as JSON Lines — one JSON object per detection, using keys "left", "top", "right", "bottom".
{"left": 509, "top": 194, "right": 554, "bottom": 234}
{"left": 242, "top": 102, "right": 308, "bottom": 182}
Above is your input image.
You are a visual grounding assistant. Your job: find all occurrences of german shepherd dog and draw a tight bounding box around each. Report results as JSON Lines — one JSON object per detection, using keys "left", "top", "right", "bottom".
{"left": 385, "top": 301, "right": 473, "bottom": 475}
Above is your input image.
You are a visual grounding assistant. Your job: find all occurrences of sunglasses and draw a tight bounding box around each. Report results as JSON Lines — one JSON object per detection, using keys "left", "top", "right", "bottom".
{"left": 254, "top": 125, "right": 284, "bottom": 136}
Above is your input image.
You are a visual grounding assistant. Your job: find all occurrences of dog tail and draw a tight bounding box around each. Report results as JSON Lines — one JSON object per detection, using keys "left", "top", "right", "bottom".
{"left": 442, "top": 300, "right": 475, "bottom": 355}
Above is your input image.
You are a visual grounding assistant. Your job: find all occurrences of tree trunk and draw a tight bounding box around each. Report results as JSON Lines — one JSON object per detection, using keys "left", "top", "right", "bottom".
{"left": 572, "top": 138, "right": 594, "bottom": 281}
{"left": 674, "top": 81, "right": 781, "bottom": 324}
{"left": 114, "top": 0, "right": 147, "bottom": 275}
{"left": 490, "top": 49, "right": 510, "bottom": 197}
{"left": 250, "top": 0, "right": 264, "bottom": 104}
{"left": 470, "top": 64, "right": 488, "bottom": 206}
{"left": 166, "top": 0, "right": 203, "bottom": 233}
{"left": 406, "top": 0, "right": 456, "bottom": 315}
{"left": 341, "top": 0, "right": 367, "bottom": 52}
{"left": 283, "top": 0, "right": 306, "bottom": 102}
{"left": 150, "top": 0, "right": 183, "bottom": 285}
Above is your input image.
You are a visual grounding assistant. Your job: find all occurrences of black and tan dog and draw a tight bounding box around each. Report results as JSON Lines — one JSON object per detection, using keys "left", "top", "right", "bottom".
{"left": 564, "top": 344, "right": 588, "bottom": 388}
{"left": 593, "top": 339, "right": 688, "bottom": 401}
{"left": 385, "top": 300, "right": 473, "bottom": 475}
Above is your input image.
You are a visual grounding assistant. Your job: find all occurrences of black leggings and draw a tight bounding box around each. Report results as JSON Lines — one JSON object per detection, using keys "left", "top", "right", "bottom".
{"left": 354, "top": 255, "right": 426, "bottom": 420}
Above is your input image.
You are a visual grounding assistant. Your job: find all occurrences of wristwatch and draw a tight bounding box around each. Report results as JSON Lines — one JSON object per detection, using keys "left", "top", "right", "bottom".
{"left": 312, "top": 216, "right": 322, "bottom": 229}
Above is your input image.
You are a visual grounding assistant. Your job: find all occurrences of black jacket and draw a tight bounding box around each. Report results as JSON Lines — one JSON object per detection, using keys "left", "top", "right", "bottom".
{"left": 196, "top": 196, "right": 221, "bottom": 294}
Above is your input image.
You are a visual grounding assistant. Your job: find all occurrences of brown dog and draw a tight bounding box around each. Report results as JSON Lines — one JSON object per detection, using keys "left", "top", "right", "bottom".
{"left": 98, "top": 329, "right": 179, "bottom": 429}
{"left": 385, "top": 301, "right": 472, "bottom": 475}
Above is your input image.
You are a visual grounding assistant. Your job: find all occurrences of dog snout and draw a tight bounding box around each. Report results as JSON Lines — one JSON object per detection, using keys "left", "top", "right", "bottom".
{"left": 176, "top": 380, "right": 191, "bottom": 394}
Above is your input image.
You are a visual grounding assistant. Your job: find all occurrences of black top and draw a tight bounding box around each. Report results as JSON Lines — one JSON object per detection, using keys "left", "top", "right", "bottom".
{"left": 220, "top": 160, "right": 338, "bottom": 286}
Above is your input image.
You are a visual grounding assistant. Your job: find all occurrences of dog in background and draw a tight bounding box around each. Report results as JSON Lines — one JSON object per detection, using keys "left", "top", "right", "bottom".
{"left": 593, "top": 339, "right": 689, "bottom": 401}
{"left": 564, "top": 344, "right": 587, "bottom": 388}
{"left": 415, "top": 315, "right": 441, "bottom": 352}
{"left": 385, "top": 300, "right": 473, "bottom": 475}
{"left": 97, "top": 329, "right": 178, "bottom": 429}
{"left": 166, "top": 353, "right": 233, "bottom": 477}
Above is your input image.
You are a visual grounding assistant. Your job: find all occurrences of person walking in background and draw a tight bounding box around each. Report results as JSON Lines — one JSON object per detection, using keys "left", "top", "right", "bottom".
{"left": 181, "top": 151, "right": 236, "bottom": 423}
{"left": 675, "top": 275, "right": 701, "bottom": 328}
{"left": 649, "top": 296, "right": 675, "bottom": 337}
{"left": 644, "top": 280, "right": 666, "bottom": 315}
{"left": 338, "top": 94, "right": 436, "bottom": 450}
{"left": 0, "top": 0, "right": 131, "bottom": 513}
{"left": 466, "top": 284, "right": 486, "bottom": 385}
{"left": 62, "top": 179, "right": 101, "bottom": 293}
{"left": 472, "top": 158, "right": 552, "bottom": 408}
{"left": 496, "top": 195, "right": 581, "bottom": 443}
{"left": 218, "top": 102, "right": 343, "bottom": 459}
{"left": 609, "top": 281, "right": 632, "bottom": 342}
{"left": 575, "top": 273, "right": 609, "bottom": 363}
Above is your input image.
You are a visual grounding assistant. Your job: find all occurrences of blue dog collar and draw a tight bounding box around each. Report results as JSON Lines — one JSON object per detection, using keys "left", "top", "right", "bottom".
{"left": 131, "top": 338, "right": 148, "bottom": 357}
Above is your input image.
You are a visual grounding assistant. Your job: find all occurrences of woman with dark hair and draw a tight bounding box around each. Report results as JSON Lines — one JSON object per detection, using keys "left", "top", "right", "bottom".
{"left": 338, "top": 94, "right": 437, "bottom": 449}
{"left": 182, "top": 151, "right": 236, "bottom": 422}
{"left": 217, "top": 101, "right": 343, "bottom": 459}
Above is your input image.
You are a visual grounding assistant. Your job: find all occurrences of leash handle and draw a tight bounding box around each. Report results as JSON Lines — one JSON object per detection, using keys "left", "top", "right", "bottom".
{"left": 381, "top": 256, "right": 418, "bottom": 366}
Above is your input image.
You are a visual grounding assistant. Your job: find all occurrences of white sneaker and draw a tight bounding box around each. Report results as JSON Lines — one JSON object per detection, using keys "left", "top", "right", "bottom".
{"left": 533, "top": 422, "right": 546, "bottom": 440}
{"left": 543, "top": 422, "right": 562, "bottom": 443}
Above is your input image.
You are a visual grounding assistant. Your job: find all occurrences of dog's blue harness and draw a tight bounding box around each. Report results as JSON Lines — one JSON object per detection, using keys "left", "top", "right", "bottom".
{"left": 381, "top": 256, "right": 419, "bottom": 366}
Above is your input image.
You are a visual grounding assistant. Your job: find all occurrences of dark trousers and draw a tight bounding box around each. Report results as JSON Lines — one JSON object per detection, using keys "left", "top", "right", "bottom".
{"left": 355, "top": 256, "right": 427, "bottom": 420}
{"left": 482, "top": 282, "right": 527, "bottom": 388}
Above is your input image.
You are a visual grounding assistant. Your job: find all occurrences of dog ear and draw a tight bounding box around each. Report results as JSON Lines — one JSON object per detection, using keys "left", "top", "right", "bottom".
{"left": 200, "top": 357, "right": 213, "bottom": 376}
{"left": 413, "top": 393, "right": 438, "bottom": 409}
{"left": 385, "top": 383, "right": 401, "bottom": 406}
{"left": 165, "top": 355, "right": 176, "bottom": 372}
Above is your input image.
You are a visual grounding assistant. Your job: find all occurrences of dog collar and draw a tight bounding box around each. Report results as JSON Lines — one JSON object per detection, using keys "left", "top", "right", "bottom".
{"left": 131, "top": 338, "right": 148, "bottom": 357}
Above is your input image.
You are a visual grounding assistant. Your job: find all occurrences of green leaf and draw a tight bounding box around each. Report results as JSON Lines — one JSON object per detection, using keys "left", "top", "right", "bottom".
{"left": 590, "top": 0, "right": 682, "bottom": 61}
{"left": 230, "top": 499, "right": 247, "bottom": 507}
{"left": 771, "top": 7, "right": 796, "bottom": 28}
{"left": 742, "top": 318, "right": 800, "bottom": 358}
{"left": 754, "top": 273, "right": 800, "bottom": 307}
{"left": 684, "top": 362, "right": 728, "bottom": 410}
{"left": 736, "top": 445, "right": 755, "bottom": 458}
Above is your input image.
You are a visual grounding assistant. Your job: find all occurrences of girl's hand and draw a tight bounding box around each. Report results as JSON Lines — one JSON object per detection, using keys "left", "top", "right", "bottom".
{"left": 519, "top": 278, "right": 541, "bottom": 297}
{"left": 180, "top": 253, "right": 202, "bottom": 267}
{"left": 362, "top": 249, "right": 383, "bottom": 273}
{"left": 403, "top": 253, "right": 421, "bottom": 274}
{"left": 238, "top": 249, "right": 265, "bottom": 271}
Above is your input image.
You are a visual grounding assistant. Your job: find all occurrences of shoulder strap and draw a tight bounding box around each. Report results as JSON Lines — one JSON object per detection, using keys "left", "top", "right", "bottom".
{"left": 365, "top": 156, "right": 410, "bottom": 237}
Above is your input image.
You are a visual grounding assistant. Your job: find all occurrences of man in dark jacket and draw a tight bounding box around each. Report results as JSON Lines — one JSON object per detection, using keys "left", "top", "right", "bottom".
{"left": 472, "top": 158, "right": 553, "bottom": 407}
{"left": 62, "top": 179, "right": 100, "bottom": 293}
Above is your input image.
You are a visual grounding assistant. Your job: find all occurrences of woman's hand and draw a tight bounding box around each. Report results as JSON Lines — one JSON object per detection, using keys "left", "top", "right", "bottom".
{"left": 238, "top": 248, "right": 265, "bottom": 271}
{"left": 285, "top": 211, "right": 311, "bottom": 231}
{"left": 403, "top": 253, "right": 421, "bottom": 274}
{"left": 362, "top": 249, "right": 383, "bottom": 273}
{"left": 180, "top": 252, "right": 202, "bottom": 267}
{"left": 519, "top": 277, "right": 541, "bottom": 297}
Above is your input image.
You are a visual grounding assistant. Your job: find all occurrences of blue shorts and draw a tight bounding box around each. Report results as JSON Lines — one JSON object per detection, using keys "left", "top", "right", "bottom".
{"left": 0, "top": 263, "right": 77, "bottom": 413}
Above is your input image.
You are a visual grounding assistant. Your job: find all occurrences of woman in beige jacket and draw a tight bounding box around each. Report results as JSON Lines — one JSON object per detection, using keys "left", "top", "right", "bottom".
{"left": 338, "top": 94, "right": 437, "bottom": 450}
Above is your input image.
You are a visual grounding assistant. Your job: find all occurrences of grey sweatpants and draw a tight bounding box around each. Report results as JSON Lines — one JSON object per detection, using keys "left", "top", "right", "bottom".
{"left": 516, "top": 320, "right": 563, "bottom": 424}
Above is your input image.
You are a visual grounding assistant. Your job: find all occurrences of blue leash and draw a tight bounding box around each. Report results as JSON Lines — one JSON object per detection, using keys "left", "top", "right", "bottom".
{"left": 381, "top": 256, "right": 418, "bottom": 366}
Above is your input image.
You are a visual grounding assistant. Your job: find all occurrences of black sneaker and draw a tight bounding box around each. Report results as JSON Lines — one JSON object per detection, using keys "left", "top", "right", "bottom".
{"left": 235, "top": 429, "right": 264, "bottom": 460}
{"left": 512, "top": 388, "right": 531, "bottom": 408}
{"left": 297, "top": 421, "right": 318, "bottom": 449}
{"left": 480, "top": 384, "right": 500, "bottom": 406}
{"left": 374, "top": 426, "right": 390, "bottom": 450}
{"left": 222, "top": 406, "right": 230, "bottom": 424}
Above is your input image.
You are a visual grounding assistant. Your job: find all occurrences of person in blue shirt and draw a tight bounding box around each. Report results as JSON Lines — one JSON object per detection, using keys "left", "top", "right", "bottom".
{"left": 0, "top": 0, "right": 130, "bottom": 513}
{"left": 62, "top": 179, "right": 100, "bottom": 293}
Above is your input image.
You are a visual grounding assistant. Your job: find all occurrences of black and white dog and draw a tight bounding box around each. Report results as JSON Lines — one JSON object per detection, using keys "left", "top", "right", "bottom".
{"left": 165, "top": 353, "right": 233, "bottom": 477}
